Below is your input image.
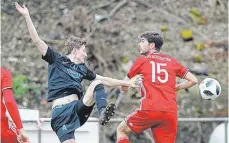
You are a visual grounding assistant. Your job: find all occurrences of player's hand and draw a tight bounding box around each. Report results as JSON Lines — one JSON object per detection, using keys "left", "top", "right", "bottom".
{"left": 129, "top": 74, "right": 143, "bottom": 88}
{"left": 15, "top": 2, "right": 29, "bottom": 17}
{"left": 17, "top": 129, "right": 30, "bottom": 143}
{"left": 120, "top": 86, "right": 129, "bottom": 92}
{"left": 175, "top": 85, "right": 180, "bottom": 91}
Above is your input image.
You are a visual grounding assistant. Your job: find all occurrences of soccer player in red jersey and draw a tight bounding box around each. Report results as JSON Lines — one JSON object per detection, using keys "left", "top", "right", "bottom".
{"left": 116, "top": 31, "right": 198, "bottom": 143}
{"left": 1, "top": 68, "right": 30, "bottom": 143}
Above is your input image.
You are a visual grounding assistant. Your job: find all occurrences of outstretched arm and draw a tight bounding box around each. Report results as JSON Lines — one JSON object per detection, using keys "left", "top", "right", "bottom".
{"left": 95, "top": 74, "right": 141, "bottom": 87}
{"left": 15, "top": 2, "right": 48, "bottom": 56}
{"left": 120, "top": 76, "right": 130, "bottom": 92}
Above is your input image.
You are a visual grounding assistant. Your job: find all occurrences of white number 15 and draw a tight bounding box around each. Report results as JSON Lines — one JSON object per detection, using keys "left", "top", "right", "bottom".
{"left": 150, "top": 61, "right": 168, "bottom": 83}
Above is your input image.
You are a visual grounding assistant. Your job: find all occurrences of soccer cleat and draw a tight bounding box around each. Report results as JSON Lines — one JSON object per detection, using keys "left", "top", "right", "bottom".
{"left": 99, "top": 103, "right": 116, "bottom": 126}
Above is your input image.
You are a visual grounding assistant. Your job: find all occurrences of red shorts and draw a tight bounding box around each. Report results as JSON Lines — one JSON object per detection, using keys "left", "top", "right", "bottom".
{"left": 1, "top": 117, "right": 19, "bottom": 143}
{"left": 125, "top": 109, "right": 177, "bottom": 143}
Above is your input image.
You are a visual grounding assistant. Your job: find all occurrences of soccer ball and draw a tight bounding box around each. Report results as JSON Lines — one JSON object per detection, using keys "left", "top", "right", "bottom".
{"left": 199, "top": 78, "right": 221, "bottom": 100}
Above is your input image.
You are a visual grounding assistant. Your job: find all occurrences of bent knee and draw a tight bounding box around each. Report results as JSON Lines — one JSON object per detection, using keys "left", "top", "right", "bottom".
{"left": 117, "top": 121, "right": 132, "bottom": 135}
{"left": 117, "top": 122, "right": 126, "bottom": 133}
{"left": 85, "top": 80, "right": 103, "bottom": 97}
{"left": 89, "top": 80, "right": 102, "bottom": 89}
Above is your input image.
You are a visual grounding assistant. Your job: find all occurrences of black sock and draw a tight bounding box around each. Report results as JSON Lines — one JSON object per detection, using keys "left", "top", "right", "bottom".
{"left": 94, "top": 84, "right": 107, "bottom": 115}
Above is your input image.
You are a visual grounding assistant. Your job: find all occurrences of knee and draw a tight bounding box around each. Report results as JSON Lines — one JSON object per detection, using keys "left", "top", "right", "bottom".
{"left": 117, "top": 123, "right": 125, "bottom": 134}
{"left": 89, "top": 80, "right": 103, "bottom": 89}
{"left": 84, "top": 80, "right": 104, "bottom": 100}
{"left": 117, "top": 121, "right": 132, "bottom": 138}
{"left": 116, "top": 122, "right": 130, "bottom": 139}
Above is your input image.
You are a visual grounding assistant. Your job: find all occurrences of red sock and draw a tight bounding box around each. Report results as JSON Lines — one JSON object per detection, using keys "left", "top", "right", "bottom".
{"left": 117, "top": 137, "right": 130, "bottom": 143}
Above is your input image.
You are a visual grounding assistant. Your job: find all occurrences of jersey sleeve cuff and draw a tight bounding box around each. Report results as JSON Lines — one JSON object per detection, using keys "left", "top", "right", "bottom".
{"left": 2, "top": 87, "right": 12, "bottom": 92}
{"left": 182, "top": 69, "right": 189, "bottom": 79}
{"left": 127, "top": 74, "right": 131, "bottom": 79}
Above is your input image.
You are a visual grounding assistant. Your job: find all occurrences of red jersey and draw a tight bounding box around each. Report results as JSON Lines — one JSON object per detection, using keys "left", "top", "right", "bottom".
{"left": 127, "top": 53, "right": 188, "bottom": 113}
{"left": 1, "top": 68, "right": 13, "bottom": 117}
{"left": 1, "top": 68, "right": 23, "bottom": 129}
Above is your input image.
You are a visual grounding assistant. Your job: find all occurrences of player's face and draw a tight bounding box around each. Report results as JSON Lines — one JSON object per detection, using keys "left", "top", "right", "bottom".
{"left": 138, "top": 38, "right": 151, "bottom": 55}
{"left": 74, "top": 45, "right": 87, "bottom": 63}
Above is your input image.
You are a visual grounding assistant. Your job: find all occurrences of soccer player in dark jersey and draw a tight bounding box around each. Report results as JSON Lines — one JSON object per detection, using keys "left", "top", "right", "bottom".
{"left": 1, "top": 68, "right": 30, "bottom": 143}
{"left": 15, "top": 3, "right": 140, "bottom": 143}
{"left": 116, "top": 31, "right": 199, "bottom": 143}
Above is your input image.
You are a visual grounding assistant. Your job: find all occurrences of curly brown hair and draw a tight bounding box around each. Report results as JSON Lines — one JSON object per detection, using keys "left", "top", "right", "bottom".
{"left": 65, "top": 36, "right": 86, "bottom": 55}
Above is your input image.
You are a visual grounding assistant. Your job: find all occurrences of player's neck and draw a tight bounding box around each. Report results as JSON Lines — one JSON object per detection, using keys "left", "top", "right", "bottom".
{"left": 66, "top": 54, "right": 82, "bottom": 64}
{"left": 147, "top": 50, "right": 160, "bottom": 56}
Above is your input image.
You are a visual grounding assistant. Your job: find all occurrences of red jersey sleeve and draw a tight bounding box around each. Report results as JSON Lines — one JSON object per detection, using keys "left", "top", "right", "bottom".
{"left": 3, "top": 90, "right": 23, "bottom": 129}
{"left": 127, "top": 57, "right": 144, "bottom": 78}
{"left": 175, "top": 61, "right": 189, "bottom": 79}
{"left": 1, "top": 68, "right": 12, "bottom": 92}
{"left": 1, "top": 68, "right": 23, "bottom": 129}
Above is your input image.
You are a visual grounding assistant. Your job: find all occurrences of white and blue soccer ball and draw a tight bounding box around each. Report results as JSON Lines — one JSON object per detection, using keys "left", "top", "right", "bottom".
{"left": 199, "top": 78, "right": 221, "bottom": 100}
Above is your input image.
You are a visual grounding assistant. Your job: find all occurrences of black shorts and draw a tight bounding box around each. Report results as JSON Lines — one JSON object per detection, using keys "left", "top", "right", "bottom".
{"left": 51, "top": 100, "right": 94, "bottom": 142}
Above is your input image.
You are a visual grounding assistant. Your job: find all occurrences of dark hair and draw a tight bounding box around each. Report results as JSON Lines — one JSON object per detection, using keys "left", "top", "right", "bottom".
{"left": 65, "top": 36, "right": 86, "bottom": 55}
{"left": 139, "top": 31, "right": 163, "bottom": 51}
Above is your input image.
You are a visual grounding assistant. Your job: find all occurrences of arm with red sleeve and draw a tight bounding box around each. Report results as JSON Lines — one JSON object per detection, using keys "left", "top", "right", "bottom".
{"left": 127, "top": 57, "right": 144, "bottom": 79}
{"left": 2, "top": 70, "right": 23, "bottom": 130}
{"left": 121, "top": 57, "right": 144, "bottom": 91}
{"left": 175, "top": 61, "right": 198, "bottom": 91}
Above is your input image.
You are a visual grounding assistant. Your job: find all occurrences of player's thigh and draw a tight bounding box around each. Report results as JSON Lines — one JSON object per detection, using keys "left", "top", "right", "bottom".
{"left": 151, "top": 112, "right": 177, "bottom": 143}
{"left": 83, "top": 80, "right": 102, "bottom": 106}
{"left": 125, "top": 109, "right": 155, "bottom": 134}
{"left": 77, "top": 100, "right": 94, "bottom": 126}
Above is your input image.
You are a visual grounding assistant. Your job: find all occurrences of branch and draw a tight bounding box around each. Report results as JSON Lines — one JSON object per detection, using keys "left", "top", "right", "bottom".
{"left": 92, "top": 51, "right": 108, "bottom": 67}
{"left": 109, "top": 0, "right": 128, "bottom": 17}
{"left": 88, "top": 0, "right": 116, "bottom": 14}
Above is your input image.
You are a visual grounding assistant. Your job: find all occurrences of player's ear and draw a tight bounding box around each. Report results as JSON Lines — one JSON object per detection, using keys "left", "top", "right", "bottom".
{"left": 150, "top": 43, "right": 155, "bottom": 48}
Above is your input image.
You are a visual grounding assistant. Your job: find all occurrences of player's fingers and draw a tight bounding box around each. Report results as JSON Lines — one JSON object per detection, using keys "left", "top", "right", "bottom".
{"left": 23, "top": 139, "right": 29, "bottom": 143}
{"left": 133, "top": 75, "right": 142, "bottom": 81}
{"left": 15, "top": 2, "right": 18, "bottom": 6}
{"left": 137, "top": 76, "right": 143, "bottom": 82}
{"left": 15, "top": 3, "right": 22, "bottom": 12}
{"left": 15, "top": 2, "right": 19, "bottom": 9}
{"left": 137, "top": 74, "right": 143, "bottom": 80}
{"left": 16, "top": 2, "right": 22, "bottom": 8}
{"left": 137, "top": 74, "right": 143, "bottom": 77}
{"left": 17, "top": 137, "right": 22, "bottom": 143}
{"left": 134, "top": 82, "right": 141, "bottom": 87}
{"left": 17, "top": 134, "right": 24, "bottom": 143}
{"left": 138, "top": 76, "right": 143, "bottom": 80}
